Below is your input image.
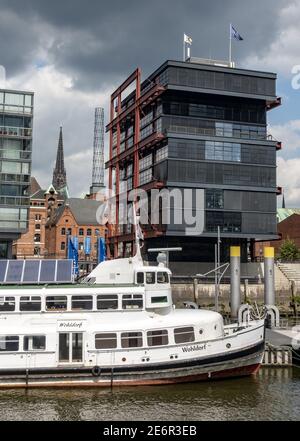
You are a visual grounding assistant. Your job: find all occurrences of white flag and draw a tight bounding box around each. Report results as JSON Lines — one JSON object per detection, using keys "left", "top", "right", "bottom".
{"left": 184, "top": 34, "right": 192, "bottom": 45}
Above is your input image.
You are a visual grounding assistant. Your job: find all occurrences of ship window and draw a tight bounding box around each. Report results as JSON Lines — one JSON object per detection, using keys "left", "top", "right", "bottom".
{"left": 0, "top": 335, "right": 19, "bottom": 351}
{"left": 146, "top": 272, "right": 155, "bottom": 284}
{"left": 71, "top": 295, "right": 93, "bottom": 310}
{"left": 46, "top": 296, "right": 67, "bottom": 311}
{"left": 97, "top": 295, "right": 118, "bottom": 310}
{"left": 0, "top": 296, "right": 15, "bottom": 311}
{"left": 20, "top": 296, "right": 41, "bottom": 312}
{"left": 147, "top": 330, "right": 168, "bottom": 347}
{"left": 174, "top": 327, "right": 195, "bottom": 344}
{"left": 95, "top": 333, "right": 117, "bottom": 349}
{"left": 121, "top": 332, "right": 143, "bottom": 348}
{"left": 157, "top": 272, "right": 169, "bottom": 283}
{"left": 23, "top": 335, "right": 46, "bottom": 351}
{"left": 122, "top": 294, "right": 143, "bottom": 309}
{"left": 151, "top": 296, "right": 168, "bottom": 304}
{"left": 136, "top": 272, "right": 144, "bottom": 284}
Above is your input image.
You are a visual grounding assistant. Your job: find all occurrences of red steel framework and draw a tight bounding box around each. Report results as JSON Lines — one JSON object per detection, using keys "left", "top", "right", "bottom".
{"left": 106, "top": 68, "right": 166, "bottom": 258}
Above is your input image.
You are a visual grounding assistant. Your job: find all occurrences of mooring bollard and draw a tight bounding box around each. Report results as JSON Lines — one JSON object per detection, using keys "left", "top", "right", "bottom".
{"left": 230, "top": 246, "right": 241, "bottom": 319}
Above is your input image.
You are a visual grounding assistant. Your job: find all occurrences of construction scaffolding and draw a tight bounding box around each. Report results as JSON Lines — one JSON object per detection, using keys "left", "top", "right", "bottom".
{"left": 106, "top": 68, "right": 166, "bottom": 258}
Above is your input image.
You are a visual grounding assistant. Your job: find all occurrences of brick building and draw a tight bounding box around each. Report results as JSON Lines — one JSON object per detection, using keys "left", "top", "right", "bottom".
{"left": 12, "top": 179, "right": 65, "bottom": 259}
{"left": 45, "top": 197, "right": 105, "bottom": 274}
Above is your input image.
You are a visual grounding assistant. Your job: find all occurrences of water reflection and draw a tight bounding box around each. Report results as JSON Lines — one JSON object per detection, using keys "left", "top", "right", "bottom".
{"left": 0, "top": 368, "right": 299, "bottom": 421}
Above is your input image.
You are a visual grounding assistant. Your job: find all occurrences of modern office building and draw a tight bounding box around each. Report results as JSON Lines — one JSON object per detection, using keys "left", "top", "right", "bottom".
{"left": 106, "top": 58, "right": 281, "bottom": 262}
{"left": 0, "top": 88, "right": 34, "bottom": 258}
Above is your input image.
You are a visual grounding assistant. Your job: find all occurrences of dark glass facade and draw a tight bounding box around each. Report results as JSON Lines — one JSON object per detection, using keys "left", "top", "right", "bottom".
{"left": 0, "top": 89, "right": 33, "bottom": 258}
{"left": 107, "top": 60, "right": 279, "bottom": 262}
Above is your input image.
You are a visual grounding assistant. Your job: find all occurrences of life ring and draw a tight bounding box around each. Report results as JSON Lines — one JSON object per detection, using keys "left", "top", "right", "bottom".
{"left": 92, "top": 365, "right": 101, "bottom": 377}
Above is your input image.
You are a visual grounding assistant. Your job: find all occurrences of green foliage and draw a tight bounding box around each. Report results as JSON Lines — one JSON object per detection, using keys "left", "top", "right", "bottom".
{"left": 294, "top": 296, "right": 300, "bottom": 305}
{"left": 278, "top": 239, "right": 300, "bottom": 261}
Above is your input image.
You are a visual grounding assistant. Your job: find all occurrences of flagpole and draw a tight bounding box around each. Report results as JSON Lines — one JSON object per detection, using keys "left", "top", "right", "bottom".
{"left": 183, "top": 35, "right": 185, "bottom": 61}
{"left": 229, "top": 24, "right": 232, "bottom": 66}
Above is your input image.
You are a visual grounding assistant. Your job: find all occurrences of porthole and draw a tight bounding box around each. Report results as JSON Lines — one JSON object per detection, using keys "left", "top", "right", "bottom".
{"left": 214, "top": 325, "right": 217, "bottom": 330}
{"left": 199, "top": 329, "right": 204, "bottom": 335}
{"left": 122, "top": 357, "right": 126, "bottom": 362}
{"left": 226, "top": 343, "right": 231, "bottom": 349}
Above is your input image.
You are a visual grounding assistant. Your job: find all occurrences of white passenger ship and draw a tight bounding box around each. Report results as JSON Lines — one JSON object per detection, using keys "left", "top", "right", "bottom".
{"left": 0, "top": 248, "right": 265, "bottom": 388}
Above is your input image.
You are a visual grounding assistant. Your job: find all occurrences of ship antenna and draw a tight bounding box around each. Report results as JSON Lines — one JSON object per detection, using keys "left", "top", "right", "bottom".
{"left": 132, "top": 203, "right": 144, "bottom": 260}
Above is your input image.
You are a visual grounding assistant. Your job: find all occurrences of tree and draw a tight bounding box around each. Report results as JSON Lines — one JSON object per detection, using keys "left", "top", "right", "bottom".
{"left": 278, "top": 239, "right": 300, "bottom": 261}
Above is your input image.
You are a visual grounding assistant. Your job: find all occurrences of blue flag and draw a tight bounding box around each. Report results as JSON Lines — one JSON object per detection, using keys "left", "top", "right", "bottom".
{"left": 231, "top": 24, "right": 243, "bottom": 41}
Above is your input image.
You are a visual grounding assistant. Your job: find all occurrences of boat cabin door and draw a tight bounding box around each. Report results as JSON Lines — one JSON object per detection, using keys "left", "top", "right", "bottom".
{"left": 58, "top": 332, "right": 84, "bottom": 364}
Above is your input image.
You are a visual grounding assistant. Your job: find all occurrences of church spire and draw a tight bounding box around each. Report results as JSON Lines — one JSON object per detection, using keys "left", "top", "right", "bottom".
{"left": 52, "top": 126, "right": 67, "bottom": 191}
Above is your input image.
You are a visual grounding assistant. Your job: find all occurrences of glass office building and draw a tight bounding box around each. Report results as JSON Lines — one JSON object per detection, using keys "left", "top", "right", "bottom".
{"left": 0, "top": 88, "right": 34, "bottom": 258}
{"left": 106, "top": 59, "right": 281, "bottom": 262}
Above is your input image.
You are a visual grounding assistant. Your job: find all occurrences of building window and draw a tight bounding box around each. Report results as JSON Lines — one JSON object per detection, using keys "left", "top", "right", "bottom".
{"left": 139, "top": 154, "right": 153, "bottom": 171}
{"left": 67, "top": 228, "right": 72, "bottom": 235}
{"left": 34, "top": 233, "right": 41, "bottom": 243}
{"left": 206, "top": 189, "right": 224, "bottom": 209}
{"left": 121, "top": 332, "right": 143, "bottom": 348}
{"left": 79, "top": 242, "right": 84, "bottom": 251}
{"left": 155, "top": 146, "right": 168, "bottom": 162}
{"left": 35, "top": 214, "right": 41, "bottom": 221}
{"left": 95, "top": 333, "right": 117, "bottom": 349}
{"left": 61, "top": 227, "right": 66, "bottom": 235}
{"left": 23, "top": 336, "right": 46, "bottom": 351}
{"left": 147, "top": 330, "right": 168, "bottom": 347}
{"left": 79, "top": 228, "right": 84, "bottom": 236}
{"left": 205, "top": 141, "right": 241, "bottom": 162}
{"left": 61, "top": 242, "right": 66, "bottom": 251}
{"left": 139, "top": 169, "right": 152, "bottom": 185}
{"left": 206, "top": 211, "right": 242, "bottom": 233}
{"left": 35, "top": 224, "right": 41, "bottom": 230}
{"left": 174, "top": 327, "right": 195, "bottom": 344}
{"left": 87, "top": 228, "right": 92, "bottom": 236}
{"left": 34, "top": 247, "right": 40, "bottom": 256}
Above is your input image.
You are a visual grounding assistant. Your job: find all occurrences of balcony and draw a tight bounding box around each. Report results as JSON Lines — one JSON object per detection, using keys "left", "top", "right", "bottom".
{"left": 0, "top": 126, "right": 32, "bottom": 138}
{"left": 0, "top": 149, "right": 31, "bottom": 160}
{"left": 0, "top": 196, "right": 30, "bottom": 206}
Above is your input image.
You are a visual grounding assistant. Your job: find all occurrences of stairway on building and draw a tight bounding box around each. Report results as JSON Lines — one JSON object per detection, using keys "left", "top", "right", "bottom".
{"left": 276, "top": 262, "right": 300, "bottom": 283}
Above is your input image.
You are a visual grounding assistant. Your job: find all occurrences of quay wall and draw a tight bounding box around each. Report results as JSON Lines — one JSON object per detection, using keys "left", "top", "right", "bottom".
{"left": 171, "top": 282, "right": 292, "bottom": 313}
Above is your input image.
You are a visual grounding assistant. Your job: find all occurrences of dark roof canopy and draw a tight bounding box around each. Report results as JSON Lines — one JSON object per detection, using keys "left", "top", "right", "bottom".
{"left": 47, "top": 198, "right": 104, "bottom": 227}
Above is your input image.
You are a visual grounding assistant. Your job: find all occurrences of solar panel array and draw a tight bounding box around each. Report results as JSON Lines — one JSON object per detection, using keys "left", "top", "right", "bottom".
{"left": 0, "top": 260, "right": 74, "bottom": 285}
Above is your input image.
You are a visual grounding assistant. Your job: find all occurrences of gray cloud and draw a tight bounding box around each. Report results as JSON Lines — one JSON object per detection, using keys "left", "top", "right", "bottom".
{"left": 0, "top": 0, "right": 289, "bottom": 89}
{"left": 0, "top": 0, "right": 294, "bottom": 196}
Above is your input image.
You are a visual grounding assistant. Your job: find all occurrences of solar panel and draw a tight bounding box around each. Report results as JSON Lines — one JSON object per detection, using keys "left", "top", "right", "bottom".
{"left": 39, "top": 260, "right": 57, "bottom": 283}
{"left": 23, "top": 260, "right": 41, "bottom": 283}
{"left": 0, "top": 261, "right": 8, "bottom": 282}
{"left": 5, "top": 260, "right": 24, "bottom": 283}
{"left": 56, "top": 260, "right": 73, "bottom": 282}
{"left": 0, "top": 259, "right": 74, "bottom": 284}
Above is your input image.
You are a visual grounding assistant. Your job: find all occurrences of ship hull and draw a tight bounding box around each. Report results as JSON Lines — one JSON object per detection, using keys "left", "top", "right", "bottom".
{"left": 0, "top": 341, "right": 264, "bottom": 388}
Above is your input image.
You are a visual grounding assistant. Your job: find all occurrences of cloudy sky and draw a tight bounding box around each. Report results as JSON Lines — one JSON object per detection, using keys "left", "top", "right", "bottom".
{"left": 0, "top": 0, "right": 299, "bottom": 205}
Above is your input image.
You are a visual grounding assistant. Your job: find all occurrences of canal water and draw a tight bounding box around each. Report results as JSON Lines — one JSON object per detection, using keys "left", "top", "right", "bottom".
{"left": 0, "top": 368, "right": 299, "bottom": 421}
